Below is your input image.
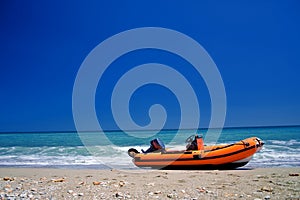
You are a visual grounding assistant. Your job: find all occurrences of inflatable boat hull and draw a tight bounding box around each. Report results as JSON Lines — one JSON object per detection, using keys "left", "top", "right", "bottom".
{"left": 130, "top": 137, "right": 264, "bottom": 170}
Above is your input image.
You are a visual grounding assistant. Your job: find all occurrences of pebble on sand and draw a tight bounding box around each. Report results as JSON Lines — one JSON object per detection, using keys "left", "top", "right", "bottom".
{"left": 260, "top": 186, "right": 273, "bottom": 192}
{"left": 93, "top": 181, "right": 101, "bottom": 185}
{"left": 51, "top": 178, "right": 65, "bottom": 182}
{"left": 3, "top": 177, "right": 14, "bottom": 181}
{"left": 67, "top": 189, "right": 73, "bottom": 194}
{"left": 78, "top": 192, "right": 84, "bottom": 196}
{"left": 289, "top": 173, "right": 299, "bottom": 176}
{"left": 119, "top": 180, "right": 125, "bottom": 187}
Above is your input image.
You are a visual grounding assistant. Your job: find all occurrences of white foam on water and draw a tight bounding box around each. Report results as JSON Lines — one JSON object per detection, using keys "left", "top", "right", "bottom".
{"left": 268, "top": 139, "right": 300, "bottom": 146}
{"left": 249, "top": 140, "right": 300, "bottom": 167}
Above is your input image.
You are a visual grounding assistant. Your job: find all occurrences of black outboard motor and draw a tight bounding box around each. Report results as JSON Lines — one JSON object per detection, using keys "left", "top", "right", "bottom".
{"left": 142, "top": 138, "right": 165, "bottom": 153}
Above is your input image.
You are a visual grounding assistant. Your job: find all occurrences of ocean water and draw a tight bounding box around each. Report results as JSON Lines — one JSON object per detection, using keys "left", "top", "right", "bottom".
{"left": 0, "top": 126, "right": 299, "bottom": 169}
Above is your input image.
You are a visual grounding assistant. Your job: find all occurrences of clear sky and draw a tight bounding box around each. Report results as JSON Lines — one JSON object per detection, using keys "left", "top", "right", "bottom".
{"left": 1, "top": 1, "right": 300, "bottom": 132}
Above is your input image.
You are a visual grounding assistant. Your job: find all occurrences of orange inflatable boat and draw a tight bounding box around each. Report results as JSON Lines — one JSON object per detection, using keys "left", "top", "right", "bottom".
{"left": 128, "top": 135, "right": 264, "bottom": 170}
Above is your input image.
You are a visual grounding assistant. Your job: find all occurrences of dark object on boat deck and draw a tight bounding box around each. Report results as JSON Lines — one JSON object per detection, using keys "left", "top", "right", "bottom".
{"left": 142, "top": 138, "right": 165, "bottom": 153}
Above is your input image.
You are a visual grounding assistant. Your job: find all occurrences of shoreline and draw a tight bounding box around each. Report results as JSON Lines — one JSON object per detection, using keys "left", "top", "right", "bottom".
{"left": 1, "top": 167, "right": 299, "bottom": 199}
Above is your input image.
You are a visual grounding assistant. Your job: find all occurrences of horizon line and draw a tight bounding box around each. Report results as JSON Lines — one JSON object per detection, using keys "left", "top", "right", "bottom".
{"left": 0, "top": 124, "right": 299, "bottom": 134}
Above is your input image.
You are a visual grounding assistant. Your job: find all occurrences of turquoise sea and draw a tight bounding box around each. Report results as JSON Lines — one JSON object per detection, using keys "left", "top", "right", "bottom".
{"left": 0, "top": 126, "right": 299, "bottom": 169}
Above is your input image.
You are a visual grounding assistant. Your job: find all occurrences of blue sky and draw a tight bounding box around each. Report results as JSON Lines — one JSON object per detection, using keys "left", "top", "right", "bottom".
{"left": 0, "top": 1, "right": 300, "bottom": 132}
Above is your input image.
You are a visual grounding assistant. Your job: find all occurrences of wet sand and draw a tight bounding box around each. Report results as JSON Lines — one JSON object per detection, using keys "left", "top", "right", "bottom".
{"left": 0, "top": 167, "right": 299, "bottom": 199}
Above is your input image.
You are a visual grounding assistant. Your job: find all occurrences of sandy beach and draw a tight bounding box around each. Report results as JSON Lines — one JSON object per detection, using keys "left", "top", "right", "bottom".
{"left": 0, "top": 167, "right": 299, "bottom": 200}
